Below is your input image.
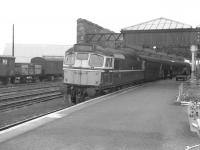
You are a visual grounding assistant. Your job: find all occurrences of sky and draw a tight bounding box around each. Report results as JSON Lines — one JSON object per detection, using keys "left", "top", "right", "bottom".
{"left": 0, "top": 0, "right": 200, "bottom": 54}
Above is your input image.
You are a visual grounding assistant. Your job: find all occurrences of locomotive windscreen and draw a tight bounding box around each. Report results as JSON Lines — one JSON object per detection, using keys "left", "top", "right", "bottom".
{"left": 74, "top": 44, "right": 93, "bottom": 51}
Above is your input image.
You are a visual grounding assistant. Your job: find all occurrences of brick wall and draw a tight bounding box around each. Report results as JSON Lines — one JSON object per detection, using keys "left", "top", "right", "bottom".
{"left": 77, "top": 18, "right": 113, "bottom": 43}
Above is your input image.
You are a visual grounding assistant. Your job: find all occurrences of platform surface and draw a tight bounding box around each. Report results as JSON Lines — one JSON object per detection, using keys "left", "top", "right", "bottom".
{"left": 0, "top": 80, "right": 199, "bottom": 150}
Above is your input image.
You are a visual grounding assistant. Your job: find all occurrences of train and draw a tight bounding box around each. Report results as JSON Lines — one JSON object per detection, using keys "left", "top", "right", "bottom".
{"left": 62, "top": 43, "right": 191, "bottom": 104}
{"left": 0, "top": 55, "right": 63, "bottom": 84}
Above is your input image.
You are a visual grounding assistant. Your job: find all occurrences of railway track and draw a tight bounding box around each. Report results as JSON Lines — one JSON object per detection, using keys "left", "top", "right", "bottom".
{"left": 0, "top": 85, "right": 62, "bottom": 112}
{"left": 0, "top": 92, "right": 62, "bottom": 112}
{"left": 0, "top": 80, "right": 61, "bottom": 88}
{"left": 0, "top": 81, "right": 62, "bottom": 94}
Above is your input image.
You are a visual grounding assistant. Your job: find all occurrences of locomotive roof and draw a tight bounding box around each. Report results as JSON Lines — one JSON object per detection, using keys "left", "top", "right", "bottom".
{"left": 69, "top": 44, "right": 139, "bottom": 58}
{"left": 68, "top": 44, "right": 188, "bottom": 64}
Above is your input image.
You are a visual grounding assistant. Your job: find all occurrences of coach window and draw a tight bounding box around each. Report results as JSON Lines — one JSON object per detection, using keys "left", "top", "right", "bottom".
{"left": 105, "top": 58, "right": 113, "bottom": 68}
{"left": 114, "top": 59, "right": 120, "bottom": 70}
{"left": 142, "top": 60, "right": 145, "bottom": 70}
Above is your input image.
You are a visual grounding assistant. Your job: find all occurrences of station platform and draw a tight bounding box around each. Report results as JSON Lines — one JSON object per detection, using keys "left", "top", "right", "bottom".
{"left": 0, "top": 80, "right": 199, "bottom": 150}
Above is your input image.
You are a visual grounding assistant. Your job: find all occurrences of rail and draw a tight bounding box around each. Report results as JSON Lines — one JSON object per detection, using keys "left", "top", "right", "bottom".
{"left": 0, "top": 81, "right": 62, "bottom": 94}
{"left": 0, "top": 85, "right": 62, "bottom": 112}
{"left": 0, "top": 92, "right": 62, "bottom": 112}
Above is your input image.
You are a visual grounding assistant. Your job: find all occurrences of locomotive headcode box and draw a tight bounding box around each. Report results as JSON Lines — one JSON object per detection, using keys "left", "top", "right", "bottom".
{"left": 74, "top": 44, "right": 93, "bottom": 51}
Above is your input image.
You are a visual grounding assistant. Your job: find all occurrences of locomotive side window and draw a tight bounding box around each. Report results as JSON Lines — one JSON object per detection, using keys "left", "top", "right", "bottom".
{"left": 105, "top": 58, "right": 113, "bottom": 68}
{"left": 89, "top": 54, "right": 104, "bottom": 67}
{"left": 76, "top": 53, "right": 89, "bottom": 60}
{"left": 142, "top": 60, "right": 146, "bottom": 70}
{"left": 64, "top": 53, "right": 75, "bottom": 65}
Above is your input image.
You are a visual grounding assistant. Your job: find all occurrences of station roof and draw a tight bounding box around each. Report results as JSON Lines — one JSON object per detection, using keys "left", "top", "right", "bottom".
{"left": 122, "top": 17, "right": 192, "bottom": 31}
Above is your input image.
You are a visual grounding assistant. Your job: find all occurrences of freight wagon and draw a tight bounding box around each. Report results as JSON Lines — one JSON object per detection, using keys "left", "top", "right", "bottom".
{"left": 0, "top": 55, "right": 64, "bottom": 85}
{"left": 31, "top": 56, "right": 63, "bottom": 81}
{"left": 14, "top": 63, "right": 42, "bottom": 83}
{"left": 0, "top": 55, "right": 15, "bottom": 84}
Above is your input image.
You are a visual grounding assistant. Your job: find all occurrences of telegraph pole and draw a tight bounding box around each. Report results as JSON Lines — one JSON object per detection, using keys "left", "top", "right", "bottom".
{"left": 12, "top": 24, "right": 14, "bottom": 57}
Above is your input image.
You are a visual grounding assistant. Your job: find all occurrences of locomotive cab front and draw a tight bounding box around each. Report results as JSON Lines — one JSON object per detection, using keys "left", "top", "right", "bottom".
{"left": 63, "top": 44, "right": 114, "bottom": 103}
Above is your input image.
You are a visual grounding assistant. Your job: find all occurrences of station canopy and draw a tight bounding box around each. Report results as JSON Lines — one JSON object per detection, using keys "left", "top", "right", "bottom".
{"left": 84, "top": 18, "right": 200, "bottom": 60}
{"left": 121, "top": 18, "right": 200, "bottom": 59}
{"left": 122, "top": 17, "right": 192, "bottom": 31}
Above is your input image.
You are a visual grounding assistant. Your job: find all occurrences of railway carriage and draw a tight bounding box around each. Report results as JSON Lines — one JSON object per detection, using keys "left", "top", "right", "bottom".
{"left": 63, "top": 43, "right": 190, "bottom": 104}
{"left": 14, "top": 63, "right": 42, "bottom": 83}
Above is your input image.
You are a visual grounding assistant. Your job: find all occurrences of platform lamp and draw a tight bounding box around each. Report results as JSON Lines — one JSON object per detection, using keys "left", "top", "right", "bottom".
{"left": 190, "top": 45, "right": 197, "bottom": 80}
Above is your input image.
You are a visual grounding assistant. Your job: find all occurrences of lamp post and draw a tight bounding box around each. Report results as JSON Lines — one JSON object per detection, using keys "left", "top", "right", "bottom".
{"left": 190, "top": 45, "right": 197, "bottom": 80}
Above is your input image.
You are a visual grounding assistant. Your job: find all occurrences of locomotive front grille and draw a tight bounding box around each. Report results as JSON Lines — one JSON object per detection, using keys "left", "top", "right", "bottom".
{"left": 64, "top": 68, "right": 101, "bottom": 86}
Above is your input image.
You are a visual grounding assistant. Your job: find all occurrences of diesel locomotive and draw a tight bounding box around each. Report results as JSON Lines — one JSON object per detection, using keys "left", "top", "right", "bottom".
{"left": 62, "top": 43, "right": 190, "bottom": 104}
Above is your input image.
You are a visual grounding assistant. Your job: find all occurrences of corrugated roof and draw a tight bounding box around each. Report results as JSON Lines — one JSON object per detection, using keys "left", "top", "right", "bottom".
{"left": 122, "top": 17, "right": 192, "bottom": 31}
